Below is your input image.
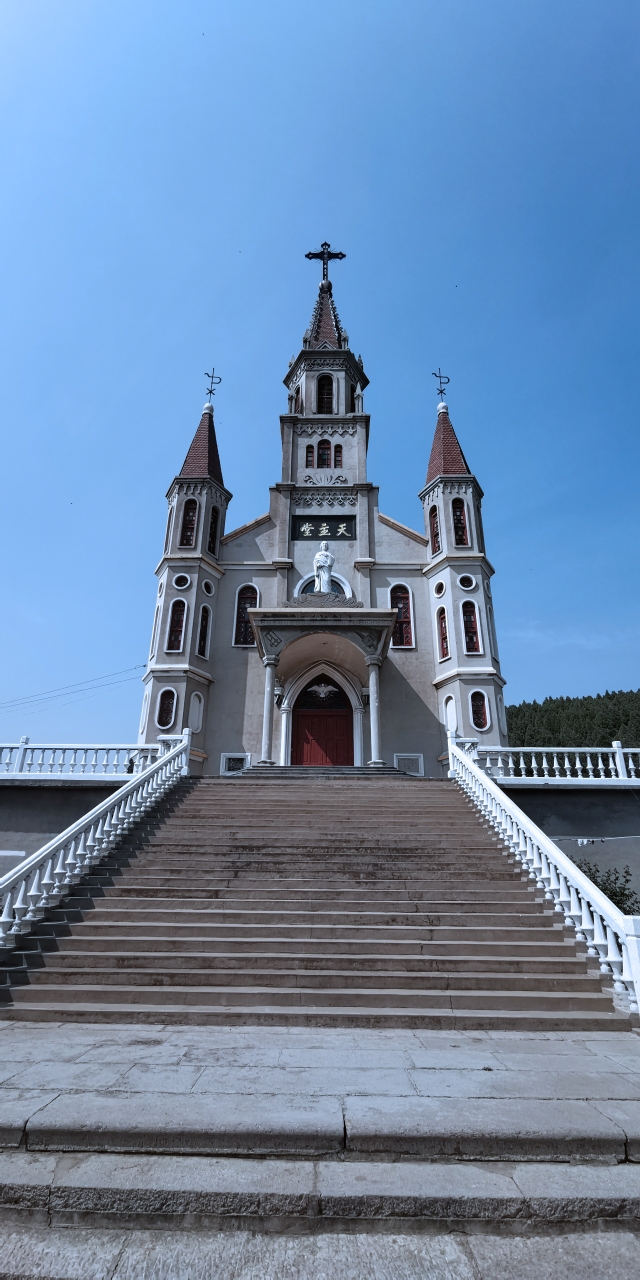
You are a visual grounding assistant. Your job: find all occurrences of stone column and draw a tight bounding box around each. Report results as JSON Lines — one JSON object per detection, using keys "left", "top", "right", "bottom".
{"left": 279, "top": 706, "right": 292, "bottom": 765}
{"left": 353, "top": 707, "right": 364, "bottom": 766}
{"left": 258, "top": 656, "right": 279, "bottom": 765}
{"left": 366, "top": 658, "right": 385, "bottom": 766}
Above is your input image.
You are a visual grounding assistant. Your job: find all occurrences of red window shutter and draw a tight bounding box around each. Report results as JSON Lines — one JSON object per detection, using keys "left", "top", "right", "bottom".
{"left": 234, "top": 587, "right": 257, "bottom": 645}
{"left": 166, "top": 600, "right": 186, "bottom": 651}
{"left": 471, "top": 691, "right": 487, "bottom": 729}
{"left": 437, "top": 608, "right": 449, "bottom": 659}
{"left": 391, "top": 585, "right": 412, "bottom": 647}
{"left": 317, "top": 439, "right": 331, "bottom": 468}
{"left": 462, "top": 601, "right": 480, "bottom": 652}
{"left": 305, "top": 445, "right": 314, "bottom": 468}
{"left": 429, "top": 506, "right": 441, "bottom": 554}
{"left": 334, "top": 444, "right": 342, "bottom": 469}
{"left": 179, "top": 499, "right": 198, "bottom": 547}
{"left": 452, "top": 498, "right": 468, "bottom": 546}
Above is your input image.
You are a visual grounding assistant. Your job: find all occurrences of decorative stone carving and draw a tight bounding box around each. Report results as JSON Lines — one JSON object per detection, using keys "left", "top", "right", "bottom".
{"left": 283, "top": 594, "right": 363, "bottom": 609}
{"left": 302, "top": 474, "right": 349, "bottom": 486}
{"left": 294, "top": 423, "right": 357, "bottom": 437}
{"left": 292, "top": 489, "right": 358, "bottom": 508}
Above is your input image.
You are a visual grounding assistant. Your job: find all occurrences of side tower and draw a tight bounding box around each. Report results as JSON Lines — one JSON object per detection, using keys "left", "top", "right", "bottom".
{"left": 139, "top": 402, "right": 232, "bottom": 765}
{"left": 419, "top": 402, "right": 508, "bottom": 744}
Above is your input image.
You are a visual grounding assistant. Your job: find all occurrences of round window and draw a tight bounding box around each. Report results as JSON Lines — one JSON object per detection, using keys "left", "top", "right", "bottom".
{"left": 434, "top": 581, "right": 446, "bottom": 598}
{"left": 458, "top": 574, "right": 475, "bottom": 590}
{"left": 173, "top": 574, "right": 191, "bottom": 589}
{"left": 202, "top": 580, "right": 214, "bottom": 596}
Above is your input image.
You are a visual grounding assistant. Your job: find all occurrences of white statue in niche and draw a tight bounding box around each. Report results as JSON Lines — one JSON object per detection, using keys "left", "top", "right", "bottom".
{"left": 313, "top": 541, "right": 335, "bottom": 593}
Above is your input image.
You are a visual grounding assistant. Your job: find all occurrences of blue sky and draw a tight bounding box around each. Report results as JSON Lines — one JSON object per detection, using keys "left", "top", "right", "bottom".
{"left": 0, "top": 0, "right": 638, "bottom": 741}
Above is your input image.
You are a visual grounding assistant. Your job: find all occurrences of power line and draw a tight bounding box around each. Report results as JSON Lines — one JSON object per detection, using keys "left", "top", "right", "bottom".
{"left": 0, "top": 675, "right": 144, "bottom": 719}
{"left": 0, "top": 665, "right": 145, "bottom": 713}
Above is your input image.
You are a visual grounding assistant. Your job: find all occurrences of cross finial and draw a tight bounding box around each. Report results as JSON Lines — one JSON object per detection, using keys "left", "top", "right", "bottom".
{"left": 204, "top": 367, "right": 222, "bottom": 399}
{"left": 305, "top": 241, "right": 346, "bottom": 281}
{"left": 432, "top": 368, "right": 450, "bottom": 400}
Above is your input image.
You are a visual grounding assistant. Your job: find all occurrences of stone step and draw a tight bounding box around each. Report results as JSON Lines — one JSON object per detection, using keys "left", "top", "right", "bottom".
{"left": 43, "top": 949, "right": 594, "bottom": 973}
{"left": 81, "top": 906, "right": 552, "bottom": 927}
{"left": 54, "top": 935, "right": 580, "bottom": 956}
{"left": 29, "top": 966, "right": 605, "bottom": 991}
{"left": 66, "top": 922, "right": 568, "bottom": 942}
{"left": 2, "top": 1001, "right": 627, "bottom": 1030}
{"left": 10, "top": 982, "right": 616, "bottom": 1011}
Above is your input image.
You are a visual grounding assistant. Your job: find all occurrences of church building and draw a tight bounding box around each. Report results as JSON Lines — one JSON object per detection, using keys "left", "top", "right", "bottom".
{"left": 139, "top": 247, "right": 508, "bottom": 775}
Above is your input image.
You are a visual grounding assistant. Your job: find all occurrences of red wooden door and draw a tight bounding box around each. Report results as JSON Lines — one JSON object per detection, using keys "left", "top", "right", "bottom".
{"left": 292, "top": 710, "right": 353, "bottom": 766}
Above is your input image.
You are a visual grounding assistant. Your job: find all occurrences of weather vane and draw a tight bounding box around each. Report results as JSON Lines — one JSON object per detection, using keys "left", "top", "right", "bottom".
{"left": 204, "top": 367, "right": 222, "bottom": 400}
{"left": 305, "top": 241, "right": 346, "bottom": 281}
{"left": 432, "top": 369, "right": 450, "bottom": 399}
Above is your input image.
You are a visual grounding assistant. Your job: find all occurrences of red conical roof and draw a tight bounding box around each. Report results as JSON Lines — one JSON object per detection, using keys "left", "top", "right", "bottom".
{"left": 306, "top": 279, "right": 345, "bottom": 350}
{"left": 180, "top": 404, "right": 224, "bottom": 485}
{"left": 426, "top": 404, "right": 470, "bottom": 483}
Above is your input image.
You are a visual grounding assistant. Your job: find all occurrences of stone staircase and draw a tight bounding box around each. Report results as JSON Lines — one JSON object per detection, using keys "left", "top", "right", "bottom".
{"left": 0, "top": 773, "right": 629, "bottom": 1028}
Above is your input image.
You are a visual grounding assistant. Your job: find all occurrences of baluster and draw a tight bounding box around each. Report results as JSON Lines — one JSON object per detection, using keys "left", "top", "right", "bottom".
{"left": 39, "top": 858, "right": 57, "bottom": 908}
{"left": 577, "top": 896, "right": 596, "bottom": 952}
{"left": 567, "top": 884, "right": 582, "bottom": 931}
{"left": 605, "top": 926, "right": 625, "bottom": 991}
{"left": 596, "top": 752, "right": 605, "bottom": 779}
{"left": 540, "top": 753, "right": 549, "bottom": 778}
{"left": 548, "top": 862, "right": 563, "bottom": 912}
{"left": 557, "top": 874, "right": 572, "bottom": 921}
{"left": 520, "top": 831, "right": 534, "bottom": 878}
{"left": 621, "top": 944, "right": 638, "bottom": 1010}
{"left": 627, "top": 752, "right": 638, "bottom": 780}
{"left": 550, "top": 752, "right": 559, "bottom": 778}
{"left": 69, "top": 749, "right": 78, "bottom": 776}
{"left": 63, "top": 839, "right": 79, "bottom": 885}
{"left": 563, "top": 753, "right": 571, "bottom": 779}
{"left": 0, "top": 892, "right": 15, "bottom": 947}
{"left": 539, "top": 853, "right": 553, "bottom": 900}
{"left": 585, "top": 752, "right": 595, "bottom": 779}
{"left": 592, "top": 912, "right": 611, "bottom": 972}
{"left": 75, "top": 831, "right": 90, "bottom": 873}
{"left": 530, "top": 841, "right": 544, "bottom": 890}
{"left": 9, "top": 879, "right": 30, "bottom": 935}
{"left": 52, "top": 846, "right": 68, "bottom": 896}
{"left": 25, "top": 869, "right": 44, "bottom": 920}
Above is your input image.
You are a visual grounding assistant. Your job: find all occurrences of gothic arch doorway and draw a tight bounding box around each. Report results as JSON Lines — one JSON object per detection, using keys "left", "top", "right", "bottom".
{"left": 291, "top": 675, "right": 354, "bottom": 766}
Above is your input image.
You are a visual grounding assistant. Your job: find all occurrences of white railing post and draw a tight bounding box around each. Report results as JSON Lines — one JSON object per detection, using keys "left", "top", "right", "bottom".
{"left": 12, "top": 736, "right": 29, "bottom": 774}
{"left": 612, "top": 741, "right": 628, "bottom": 780}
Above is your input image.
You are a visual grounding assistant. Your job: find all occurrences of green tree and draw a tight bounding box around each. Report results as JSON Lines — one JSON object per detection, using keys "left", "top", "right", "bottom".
{"left": 506, "top": 690, "right": 640, "bottom": 748}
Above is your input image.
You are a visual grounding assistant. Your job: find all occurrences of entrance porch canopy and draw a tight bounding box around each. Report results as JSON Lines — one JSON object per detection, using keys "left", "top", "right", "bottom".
{"left": 248, "top": 605, "right": 398, "bottom": 766}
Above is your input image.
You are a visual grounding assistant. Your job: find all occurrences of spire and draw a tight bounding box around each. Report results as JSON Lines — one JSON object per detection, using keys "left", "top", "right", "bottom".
{"left": 303, "top": 279, "right": 348, "bottom": 351}
{"left": 425, "top": 402, "right": 470, "bottom": 484}
{"left": 180, "top": 403, "right": 224, "bottom": 485}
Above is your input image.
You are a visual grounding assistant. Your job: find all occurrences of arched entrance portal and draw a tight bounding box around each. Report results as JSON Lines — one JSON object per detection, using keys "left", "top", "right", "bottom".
{"left": 291, "top": 676, "right": 354, "bottom": 766}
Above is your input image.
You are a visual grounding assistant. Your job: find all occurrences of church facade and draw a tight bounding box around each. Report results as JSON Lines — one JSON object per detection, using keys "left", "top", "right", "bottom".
{"left": 139, "top": 255, "right": 508, "bottom": 776}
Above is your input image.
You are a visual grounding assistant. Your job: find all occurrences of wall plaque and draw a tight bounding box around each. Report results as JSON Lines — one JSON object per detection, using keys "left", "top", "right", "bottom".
{"left": 291, "top": 515, "right": 356, "bottom": 541}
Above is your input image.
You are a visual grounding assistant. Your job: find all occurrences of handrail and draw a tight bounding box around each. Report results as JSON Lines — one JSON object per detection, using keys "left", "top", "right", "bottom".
{"left": 0, "top": 731, "right": 191, "bottom": 949}
{"left": 469, "top": 740, "right": 639, "bottom": 783}
{"left": 0, "top": 739, "right": 164, "bottom": 778}
{"left": 447, "top": 733, "right": 640, "bottom": 1014}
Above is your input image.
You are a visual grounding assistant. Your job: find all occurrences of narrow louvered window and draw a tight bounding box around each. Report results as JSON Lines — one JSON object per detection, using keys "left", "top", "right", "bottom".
{"left": 294, "top": 385, "right": 302, "bottom": 413}
{"left": 334, "top": 444, "right": 342, "bottom": 469}
{"left": 471, "top": 691, "right": 488, "bottom": 729}
{"left": 207, "top": 508, "right": 219, "bottom": 555}
{"left": 463, "top": 601, "right": 480, "bottom": 653}
{"left": 234, "top": 586, "right": 257, "bottom": 646}
{"left": 305, "top": 445, "right": 314, "bottom": 468}
{"left": 166, "top": 600, "right": 186, "bottom": 651}
{"left": 437, "top": 607, "right": 449, "bottom": 660}
{"left": 317, "top": 375, "right": 333, "bottom": 413}
{"left": 318, "top": 439, "right": 331, "bottom": 468}
{"left": 429, "top": 506, "right": 441, "bottom": 554}
{"left": 452, "top": 498, "right": 468, "bottom": 546}
{"left": 197, "top": 606, "right": 210, "bottom": 657}
{"left": 349, "top": 383, "right": 356, "bottom": 413}
{"left": 391, "top": 585, "right": 412, "bottom": 647}
{"left": 179, "top": 499, "right": 198, "bottom": 547}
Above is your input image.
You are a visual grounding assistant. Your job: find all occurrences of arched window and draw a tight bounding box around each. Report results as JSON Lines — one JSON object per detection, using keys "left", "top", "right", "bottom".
{"left": 294, "top": 385, "right": 302, "bottom": 413}
{"left": 207, "top": 508, "right": 219, "bottom": 556}
{"left": 166, "top": 599, "right": 186, "bottom": 651}
{"left": 390, "top": 585, "right": 413, "bottom": 647}
{"left": 305, "top": 445, "right": 314, "bottom": 468}
{"left": 437, "top": 607, "right": 449, "bottom": 660}
{"left": 333, "top": 444, "right": 342, "bottom": 469}
{"left": 301, "top": 578, "right": 344, "bottom": 597}
{"left": 317, "top": 375, "right": 333, "bottom": 414}
{"left": 157, "top": 689, "right": 176, "bottom": 729}
{"left": 452, "top": 498, "right": 468, "bottom": 546}
{"left": 197, "top": 605, "right": 210, "bottom": 657}
{"left": 149, "top": 607, "right": 160, "bottom": 659}
{"left": 179, "top": 499, "right": 198, "bottom": 547}
{"left": 234, "top": 585, "right": 257, "bottom": 645}
{"left": 188, "top": 691, "right": 204, "bottom": 733}
{"left": 471, "top": 691, "right": 488, "bottom": 730}
{"left": 462, "top": 601, "right": 480, "bottom": 653}
{"left": 164, "top": 508, "right": 174, "bottom": 554}
{"left": 349, "top": 383, "right": 356, "bottom": 413}
{"left": 317, "top": 439, "right": 331, "bottom": 468}
{"left": 429, "top": 506, "right": 441, "bottom": 554}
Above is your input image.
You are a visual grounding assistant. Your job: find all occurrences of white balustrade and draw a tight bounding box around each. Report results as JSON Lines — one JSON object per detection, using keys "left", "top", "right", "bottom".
{"left": 447, "top": 733, "right": 640, "bottom": 1013}
{"left": 0, "top": 738, "right": 166, "bottom": 779}
{"left": 467, "top": 739, "right": 637, "bottom": 785}
{"left": 0, "top": 732, "right": 191, "bottom": 950}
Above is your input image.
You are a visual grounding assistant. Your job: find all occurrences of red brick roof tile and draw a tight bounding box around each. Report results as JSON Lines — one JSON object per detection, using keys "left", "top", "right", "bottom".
{"left": 180, "top": 406, "right": 224, "bottom": 485}
{"left": 426, "top": 406, "right": 470, "bottom": 484}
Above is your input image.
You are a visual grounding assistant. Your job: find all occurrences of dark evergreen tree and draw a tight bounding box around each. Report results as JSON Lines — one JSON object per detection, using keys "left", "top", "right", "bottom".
{"left": 506, "top": 690, "right": 640, "bottom": 748}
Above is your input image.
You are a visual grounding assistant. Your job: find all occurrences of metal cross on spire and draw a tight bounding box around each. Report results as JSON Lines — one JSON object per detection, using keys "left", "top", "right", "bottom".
{"left": 204, "top": 367, "right": 222, "bottom": 400}
{"left": 305, "top": 241, "right": 346, "bottom": 281}
{"left": 432, "top": 368, "right": 450, "bottom": 400}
